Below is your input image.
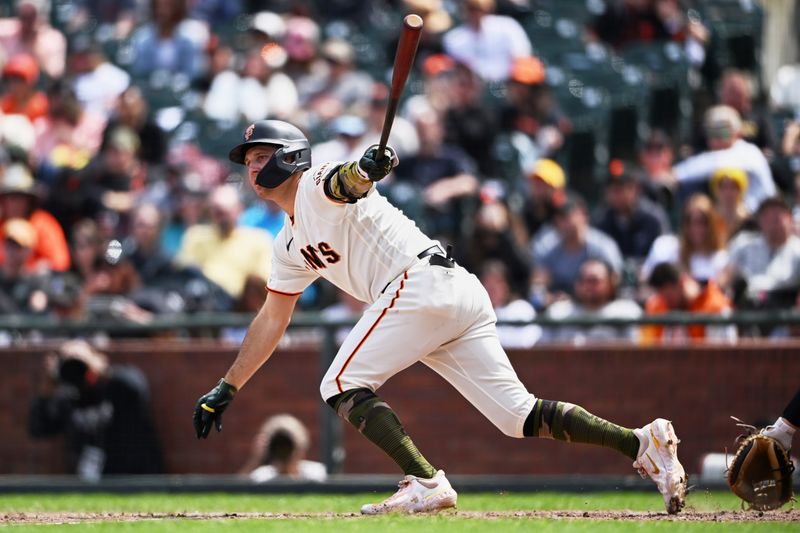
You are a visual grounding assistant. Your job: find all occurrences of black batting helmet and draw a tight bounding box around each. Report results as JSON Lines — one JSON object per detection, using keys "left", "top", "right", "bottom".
{"left": 228, "top": 120, "right": 312, "bottom": 188}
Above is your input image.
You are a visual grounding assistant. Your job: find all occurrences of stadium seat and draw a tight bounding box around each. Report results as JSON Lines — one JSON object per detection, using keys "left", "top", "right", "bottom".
{"left": 619, "top": 41, "right": 692, "bottom": 138}
{"left": 523, "top": 9, "right": 586, "bottom": 60}
{"left": 699, "top": 0, "right": 763, "bottom": 77}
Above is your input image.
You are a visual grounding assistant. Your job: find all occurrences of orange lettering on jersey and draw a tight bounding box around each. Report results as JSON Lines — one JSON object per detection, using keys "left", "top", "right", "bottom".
{"left": 318, "top": 242, "right": 341, "bottom": 264}
{"left": 301, "top": 246, "right": 326, "bottom": 270}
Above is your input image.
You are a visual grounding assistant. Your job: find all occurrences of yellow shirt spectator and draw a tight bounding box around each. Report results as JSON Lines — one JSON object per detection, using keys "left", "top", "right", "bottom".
{"left": 177, "top": 184, "right": 272, "bottom": 298}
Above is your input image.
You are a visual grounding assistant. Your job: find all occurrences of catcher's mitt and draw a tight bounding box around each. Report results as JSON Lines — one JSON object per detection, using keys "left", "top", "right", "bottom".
{"left": 727, "top": 417, "right": 795, "bottom": 511}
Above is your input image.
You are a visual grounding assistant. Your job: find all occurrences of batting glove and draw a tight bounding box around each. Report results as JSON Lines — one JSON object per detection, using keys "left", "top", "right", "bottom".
{"left": 358, "top": 144, "right": 399, "bottom": 181}
{"left": 193, "top": 378, "right": 237, "bottom": 439}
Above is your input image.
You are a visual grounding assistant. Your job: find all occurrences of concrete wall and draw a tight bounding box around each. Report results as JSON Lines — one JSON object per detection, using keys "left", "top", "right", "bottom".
{"left": 4, "top": 340, "right": 798, "bottom": 477}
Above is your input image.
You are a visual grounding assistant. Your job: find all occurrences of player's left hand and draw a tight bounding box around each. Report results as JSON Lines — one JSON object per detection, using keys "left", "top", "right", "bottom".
{"left": 193, "top": 379, "right": 237, "bottom": 439}
{"left": 358, "top": 144, "right": 399, "bottom": 181}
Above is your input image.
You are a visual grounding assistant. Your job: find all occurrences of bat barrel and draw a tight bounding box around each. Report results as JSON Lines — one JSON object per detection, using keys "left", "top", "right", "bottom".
{"left": 377, "top": 14, "right": 424, "bottom": 154}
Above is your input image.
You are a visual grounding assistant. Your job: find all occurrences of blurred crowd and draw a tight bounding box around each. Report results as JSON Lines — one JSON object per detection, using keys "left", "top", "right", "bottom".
{"left": 0, "top": 0, "right": 799, "bottom": 346}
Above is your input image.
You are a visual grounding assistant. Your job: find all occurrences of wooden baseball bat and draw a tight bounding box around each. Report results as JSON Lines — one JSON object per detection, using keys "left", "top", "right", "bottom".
{"left": 377, "top": 14, "right": 424, "bottom": 155}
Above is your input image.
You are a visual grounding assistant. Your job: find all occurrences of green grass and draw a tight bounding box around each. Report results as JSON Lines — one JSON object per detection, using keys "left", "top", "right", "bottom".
{"left": 1, "top": 492, "right": 795, "bottom": 532}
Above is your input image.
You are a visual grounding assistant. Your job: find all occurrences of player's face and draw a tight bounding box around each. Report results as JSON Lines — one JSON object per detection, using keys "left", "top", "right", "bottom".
{"left": 244, "top": 145, "right": 277, "bottom": 191}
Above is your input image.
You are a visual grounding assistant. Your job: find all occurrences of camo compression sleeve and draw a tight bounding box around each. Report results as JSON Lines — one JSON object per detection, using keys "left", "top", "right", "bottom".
{"left": 325, "top": 163, "right": 373, "bottom": 203}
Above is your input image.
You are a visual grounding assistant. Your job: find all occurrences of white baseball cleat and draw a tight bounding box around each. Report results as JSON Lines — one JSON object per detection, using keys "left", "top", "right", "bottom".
{"left": 360, "top": 469, "right": 458, "bottom": 515}
{"left": 633, "top": 418, "right": 688, "bottom": 514}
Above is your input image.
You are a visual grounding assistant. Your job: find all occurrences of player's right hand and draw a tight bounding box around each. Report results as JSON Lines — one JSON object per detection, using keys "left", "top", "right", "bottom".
{"left": 358, "top": 144, "right": 399, "bottom": 181}
{"left": 193, "top": 378, "right": 237, "bottom": 439}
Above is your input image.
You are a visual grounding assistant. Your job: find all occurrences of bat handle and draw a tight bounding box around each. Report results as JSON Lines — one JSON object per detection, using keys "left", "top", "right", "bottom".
{"left": 377, "top": 98, "right": 399, "bottom": 156}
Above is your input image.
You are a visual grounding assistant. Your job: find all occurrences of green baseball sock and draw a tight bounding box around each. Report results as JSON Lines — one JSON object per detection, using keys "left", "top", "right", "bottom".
{"left": 523, "top": 399, "right": 640, "bottom": 460}
{"left": 328, "top": 388, "right": 436, "bottom": 479}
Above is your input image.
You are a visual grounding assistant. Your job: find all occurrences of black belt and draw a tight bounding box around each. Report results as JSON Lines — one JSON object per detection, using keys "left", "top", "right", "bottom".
{"left": 381, "top": 245, "right": 455, "bottom": 294}
{"left": 417, "top": 245, "right": 454, "bottom": 268}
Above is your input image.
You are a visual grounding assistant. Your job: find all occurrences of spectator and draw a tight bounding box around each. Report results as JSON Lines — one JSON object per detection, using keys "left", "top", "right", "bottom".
{"left": 160, "top": 172, "right": 209, "bottom": 257}
{"left": 72, "top": 0, "right": 138, "bottom": 40}
{"left": 719, "top": 196, "right": 800, "bottom": 311}
{"left": 716, "top": 69, "right": 776, "bottom": 153}
{"left": 479, "top": 260, "right": 540, "bottom": 349}
{"left": 497, "top": 55, "right": 567, "bottom": 184}
{"left": 310, "top": 115, "right": 368, "bottom": 165}
{"left": 441, "top": 61, "right": 499, "bottom": 177}
{"left": 124, "top": 202, "right": 234, "bottom": 315}
{"left": 28, "top": 339, "right": 164, "bottom": 479}
{"left": 780, "top": 118, "right": 800, "bottom": 202}
{"left": 240, "top": 414, "right": 327, "bottom": 483}
{"left": 238, "top": 188, "right": 286, "bottom": 240}
{"left": 0, "top": 163, "right": 70, "bottom": 272}
{"left": 653, "top": 0, "right": 709, "bottom": 70}
{"left": 392, "top": 111, "right": 480, "bottom": 248}
{"left": 593, "top": 160, "right": 670, "bottom": 263}
{"left": 0, "top": 218, "right": 52, "bottom": 314}
{"left": 401, "top": 53, "right": 457, "bottom": 122}
{"left": 442, "top": 0, "right": 532, "bottom": 83}
{"left": 300, "top": 37, "right": 372, "bottom": 127}
{"left": 0, "top": 110, "right": 36, "bottom": 156}
{"left": 641, "top": 193, "right": 728, "bottom": 284}
{"left": 588, "top": 0, "right": 671, "bottom": 50}
{"left": 73, "top": 125, "right": 145, "bottom": 233}
{"left": 204, "top": 44, "right": 298, "bottom": 123}
{"left": 530, "top": 193, "right": 623, "bottom": 306}
{"left": 33, "top": 81, "right": 106, "bottom": 173}
{"left": 129, "top": 0, "right": 207, "bottom": 82}
{"left": 281, "top": 16, "right": 324, "bottom": 109}
{"left": 193, "top": 37, "right": 235, "bottom": 94}
{"left": 0, "top": 0, "right": 67, "bottom": 79}
{"left": 122, "top": 203, "right": 175, "bottom": 285}
{"left": 190, "top": 0, "right": 242, "bottom": 26}
{"left": 221, "top": 273, "right": 269, "bottom": 343}
{"left": 246, "top": 11, "right": 286, "bottom": 53}
{"left": 176, "top": 184, "right": 272, "bottom": 300}
{"left": 0, "top": 53, "right": 48, "bottom": 121}
{"left": 102, "top": 86, "right": 168, "bottom": 166}
{"left": 400, "top": 0, "right": 452, "bottom": 61}
{"left": 363, "top": 82, "right": 419, "bottom": 160}
{"left": 519, "top": 158, "right": 567, "bottom": 240}
{"left": 674, "top": 105, "right": 776, "bottom": 213}
{"left": 542, "top": 258, "right": 642, "bottom": 345}
{"left": 770, "top": 62, "right": 800, "bottom": 114}
{"left": 635, "top": 129, "right": 677, "bottom": 219}
{"left": 460, "top": 185, "right": 530, "bottom": 297}
{"left": 709, "top": 166, "right": 755, "bottom": 239}
{"left": 68, "top": 35, "right": 131, "bottom": 120}
{"left": 641, "top": 262, "right": 736, "bottom": 344}
{"left": 66, "top": 218, "right": 144, "bottom": 321}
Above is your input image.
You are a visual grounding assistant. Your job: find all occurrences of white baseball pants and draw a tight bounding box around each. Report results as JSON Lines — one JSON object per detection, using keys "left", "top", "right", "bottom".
{"left": 319, "top": 257, "right": 536, "bottom": 438}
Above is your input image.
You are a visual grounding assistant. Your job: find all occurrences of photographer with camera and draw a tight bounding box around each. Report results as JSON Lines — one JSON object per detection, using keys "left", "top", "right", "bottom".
{"left": 27, "top": 339, "right": 164, "bottom": 480}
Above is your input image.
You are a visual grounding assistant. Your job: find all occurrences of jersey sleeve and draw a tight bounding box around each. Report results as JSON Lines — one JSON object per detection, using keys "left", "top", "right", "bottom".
{"left": 301, "top": 163, "right": 349, "bottom": 223}
{"left": 266, "top": 230, "right": 319, "bottom": 295}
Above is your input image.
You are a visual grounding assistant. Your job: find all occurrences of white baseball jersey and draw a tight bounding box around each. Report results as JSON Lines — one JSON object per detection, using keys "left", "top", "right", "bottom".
{"left": 267, "top": 162, "right": 434, "bottom": 304}
{"left": 268, "top": 162, "right": 536, "bottom": 438}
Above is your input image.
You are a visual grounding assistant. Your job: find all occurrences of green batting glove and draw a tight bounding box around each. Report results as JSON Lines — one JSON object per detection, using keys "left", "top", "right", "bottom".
{"left": 193, "top": 379, "right": 237, "bottom": 439}
{"left": 358, "top": 144, "right": 399, "bottom": 181}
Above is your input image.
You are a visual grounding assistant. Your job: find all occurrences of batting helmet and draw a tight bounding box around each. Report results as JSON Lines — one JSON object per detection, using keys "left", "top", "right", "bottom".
{"left": 228, "top": 120, "right": 312, "bottom": 188}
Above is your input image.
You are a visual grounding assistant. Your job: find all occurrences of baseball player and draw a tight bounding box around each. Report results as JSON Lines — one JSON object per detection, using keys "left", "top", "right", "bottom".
{"left": 193, "top": 120, "right": 688, "bottom": 514}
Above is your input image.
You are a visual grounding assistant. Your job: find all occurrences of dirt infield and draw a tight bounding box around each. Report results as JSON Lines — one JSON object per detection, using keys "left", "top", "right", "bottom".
{"left": 2, "top": 510, "right": 797, "bottom": 525}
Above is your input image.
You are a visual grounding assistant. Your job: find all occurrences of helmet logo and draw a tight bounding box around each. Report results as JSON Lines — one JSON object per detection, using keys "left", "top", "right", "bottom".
{"left": 244, "top": 124, "right": 255, "bottom": 141}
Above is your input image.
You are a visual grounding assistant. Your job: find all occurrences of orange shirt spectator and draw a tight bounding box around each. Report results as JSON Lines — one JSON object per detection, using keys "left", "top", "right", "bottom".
{"left": 641, "top": 262, "right": 736, "bottom": 343}
{"left": 0, "top": 53, "right": 48, "bottom": 121}
{"left": 0, "top": 164, "right": 70, "bottom": 272}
